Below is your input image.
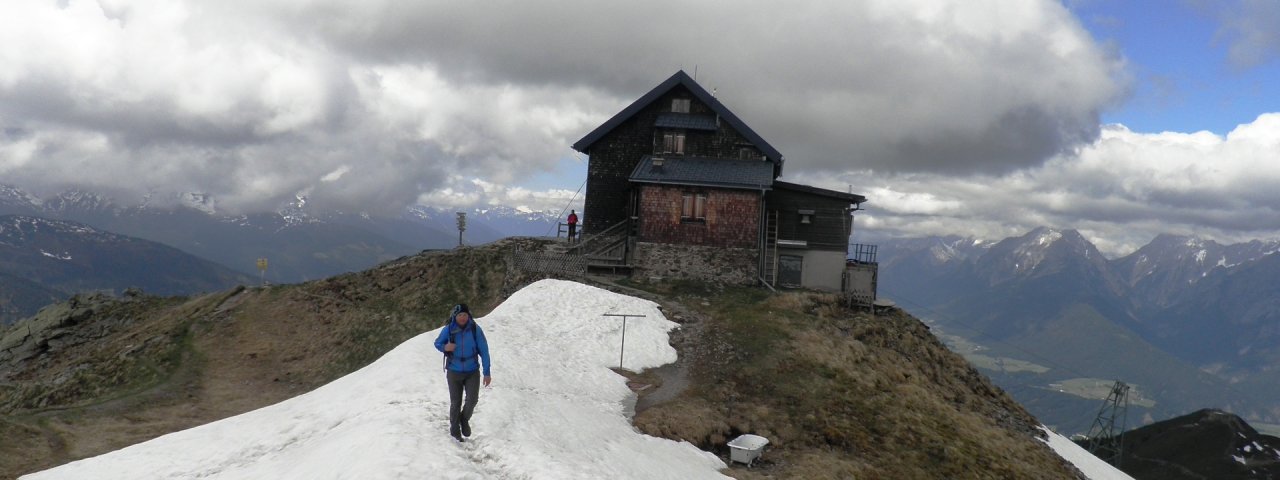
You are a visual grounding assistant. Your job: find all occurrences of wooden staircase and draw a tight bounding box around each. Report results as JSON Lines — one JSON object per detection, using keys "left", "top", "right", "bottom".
{"left": 569, "top": 218, "right": 635, "bottom": 272}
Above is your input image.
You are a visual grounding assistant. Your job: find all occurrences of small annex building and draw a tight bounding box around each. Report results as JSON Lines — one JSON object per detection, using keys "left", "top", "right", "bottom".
{"left": 570, "top": 71, "right": 874, "bottom": 294}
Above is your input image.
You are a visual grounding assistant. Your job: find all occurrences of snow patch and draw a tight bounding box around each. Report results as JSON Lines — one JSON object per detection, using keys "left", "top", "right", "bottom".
{"left": 40, "top": 250, "right": 72, "bottom": 261}
{"left": 180, "top": 193, "right": 218, "bottom": 215}
{"left": 1036, "top": 229, "right": 1062, "bottom": 246}
{"left": 1233, "top": 455, "right": 1246, "bottom": 464}
{"left": 1039, "top": 426, "right": 1134, "bottom": 480}
{"left": 22, "top": 279, "right": 728, "bottom": 480}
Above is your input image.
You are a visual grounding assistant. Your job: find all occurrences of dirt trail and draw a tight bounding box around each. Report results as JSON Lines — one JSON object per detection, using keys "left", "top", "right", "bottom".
{"left": 584, "top": 275, "right": 705, "bottom": 414}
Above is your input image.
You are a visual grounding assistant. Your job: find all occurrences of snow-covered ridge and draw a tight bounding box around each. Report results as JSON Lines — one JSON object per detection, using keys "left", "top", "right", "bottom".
{"left": 0, "top": 184, "right": 42, "bottom": 206}
{"left": 23, "top": 280, "right": 727, "bottom": 480}
{"left": 18, "top": 280, "right": 1134, "bottom": 480}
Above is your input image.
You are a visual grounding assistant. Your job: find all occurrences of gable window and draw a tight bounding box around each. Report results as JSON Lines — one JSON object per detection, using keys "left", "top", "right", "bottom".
{"left": 798, "top": 209, "right": 815, "bottom": 224}
{"left": 672, "top": 98, "right": 691, "bottom": 113}
{"left": 681, "top": 193, "right": 707, "bottom": 221}
{"left": 663, "top": 132, "right": 686, "bottom": 154}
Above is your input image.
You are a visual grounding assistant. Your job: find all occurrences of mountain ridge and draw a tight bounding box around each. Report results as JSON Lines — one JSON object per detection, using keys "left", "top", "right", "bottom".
{"left": 0, "top": 215, "right": 253, "bottom": 324}
{"left": 878, "top": 227, "right": 1280, "bottom": 436}
{"left": 0, "top": 238, "right": 1093, "bottom": 479}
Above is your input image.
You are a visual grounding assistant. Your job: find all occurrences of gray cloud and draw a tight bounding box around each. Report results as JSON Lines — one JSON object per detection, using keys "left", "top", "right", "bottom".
{"left": 0, "top": 0, "right": 1125, "bottom": 215}
{"left": 1215, "top": 0, "right": 1280, "bottom": 68}
{"left": 814, "top": 116, "right": 1280, "bottom": 256}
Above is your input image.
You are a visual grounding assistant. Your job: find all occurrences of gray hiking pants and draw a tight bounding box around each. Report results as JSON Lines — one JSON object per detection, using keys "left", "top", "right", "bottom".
{"left": 447, "top": 370, "right": 480, "bottom": 434}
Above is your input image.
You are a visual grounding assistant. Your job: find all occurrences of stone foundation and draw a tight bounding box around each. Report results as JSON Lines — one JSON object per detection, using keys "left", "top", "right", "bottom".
{"left": 632, "top": 242, "right": 758, "bottom": 285}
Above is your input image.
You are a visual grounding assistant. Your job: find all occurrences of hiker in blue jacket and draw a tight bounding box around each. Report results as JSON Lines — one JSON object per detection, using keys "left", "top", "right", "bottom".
{"left": 434, "top": 303, "right": 491, "bottom": 442}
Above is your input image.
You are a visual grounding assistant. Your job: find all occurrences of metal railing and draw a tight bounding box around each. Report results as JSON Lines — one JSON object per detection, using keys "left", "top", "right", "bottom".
{"left": 849, "top": 243, "right": 878, "bottom": 264}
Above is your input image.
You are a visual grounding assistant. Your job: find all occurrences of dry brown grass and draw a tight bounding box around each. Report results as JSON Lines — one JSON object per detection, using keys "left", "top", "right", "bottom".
{"left": 631, "top": 283, "right": 1082, "bottom": 479}
{"left": 0, "top": 239, "right": 539, "bottom": 478}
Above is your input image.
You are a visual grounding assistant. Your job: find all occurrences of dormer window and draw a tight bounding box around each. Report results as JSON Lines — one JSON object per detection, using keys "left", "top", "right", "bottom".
{"left": 672, "top": 98, "right": 691, "bottom": 113}
{"left": 662, "top": 132, "right": 685, "bottom": 154}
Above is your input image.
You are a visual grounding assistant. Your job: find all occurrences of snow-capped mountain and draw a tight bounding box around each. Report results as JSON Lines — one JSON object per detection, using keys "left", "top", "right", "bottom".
{"left": 971, "top": 227, "right": 1121, "bottom": 293}
{"left": 876, "top": 227, "right": 1280, "bottom": 436}
{"left": 0, "top": 186, "right": 434, "bottom": 282}
{"left": 1114, "top": 234, "right": 1280, "bottom": 309}
{"left": 0, "top": 184, "right": 42, "bottom": 214}
{"left": 875, "top": 235, "right": 996, "bottom": 306}
{"left": 407, "top": 204, "right": 566, "bottom": 240}
{"left": 41, "top": 189, "right": 118, "bottom": 217}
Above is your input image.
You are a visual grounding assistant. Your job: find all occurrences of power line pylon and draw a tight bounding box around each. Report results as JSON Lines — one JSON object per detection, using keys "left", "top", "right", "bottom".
{"left": 1084, "top": 380, "right": 1130, "bottom": 467}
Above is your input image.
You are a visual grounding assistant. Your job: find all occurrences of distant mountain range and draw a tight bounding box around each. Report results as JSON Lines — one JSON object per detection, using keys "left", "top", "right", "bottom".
{"left": 0, "top": 215, "right": 253, "bottom": 324}
{"left": 0, "top": 185, "right": 572, "bottom": 284}
{"left": 877, "top": 227, "right": 1280, "bottom": 435}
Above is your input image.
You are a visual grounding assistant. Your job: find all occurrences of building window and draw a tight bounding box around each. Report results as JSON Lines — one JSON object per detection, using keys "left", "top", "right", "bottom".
{"left": 672, "top": 98, "right": 691, "bottom": 113}
{"left": 681, "top": 193, "right": 707, "bottom": 221}
{"left": 738, "top": 147, "right": 757, "bottom": 160}
{"left": 798, "top": 209, "right": 815, "bottom": 224}
{"left": 663, "top": 132, "right": 686, "bottom": 154}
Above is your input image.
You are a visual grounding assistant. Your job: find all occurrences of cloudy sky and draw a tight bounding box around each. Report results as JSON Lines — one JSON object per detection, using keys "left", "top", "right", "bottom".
{"left": 1, "top": 0, "right": 1278, "bottom": 255}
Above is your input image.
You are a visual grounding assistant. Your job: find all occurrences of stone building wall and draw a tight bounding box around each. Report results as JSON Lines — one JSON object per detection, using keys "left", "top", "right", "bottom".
{"left": 632, "top": 242, "right": 758, "bottom": 285}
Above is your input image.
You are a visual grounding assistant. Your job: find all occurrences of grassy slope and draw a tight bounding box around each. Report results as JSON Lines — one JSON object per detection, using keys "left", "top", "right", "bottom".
{"left": 0, "top": 240, "right": 527, "bottom": 478}
{"left": 3, "top": 241, "right": 1081, "bottom": 479}
{"left": 624, "top": 281, "right": 1082, "bottom": 479}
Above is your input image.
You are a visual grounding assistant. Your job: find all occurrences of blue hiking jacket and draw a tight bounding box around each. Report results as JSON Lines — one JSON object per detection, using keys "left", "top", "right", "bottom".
{"left": 434, "top": 316, "right": 491, "bottom": 376}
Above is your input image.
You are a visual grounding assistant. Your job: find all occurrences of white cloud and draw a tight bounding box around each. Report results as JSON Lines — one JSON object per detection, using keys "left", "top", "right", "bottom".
{"left": 831, "top": 113, "right": 1280, "bottom": 256}
{"left": 0, "top": 0, "right": 1123, "bottom": 215}
{"left": 416, "top": 177, "right": 581, "bottom": 213}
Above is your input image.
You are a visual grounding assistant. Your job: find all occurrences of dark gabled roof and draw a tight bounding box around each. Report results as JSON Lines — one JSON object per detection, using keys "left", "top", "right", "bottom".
{"left": 572, "top": 71, "right": 784, "bottom": 165}
{"left": 629, "top": 156, "right": 775, "bottom": 190}
{"left": 773, "top": 180, "right": 867, "bottom": 204}
{"left": 654, "top": 113, "right": 718, "bottom": 131}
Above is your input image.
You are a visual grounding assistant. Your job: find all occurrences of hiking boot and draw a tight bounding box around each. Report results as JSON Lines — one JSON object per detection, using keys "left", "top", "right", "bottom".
{"left": 450, "top": 426, "right": 464, "bottom": 442}
{"left": 461, "top": 420, "right": 471, "bottom": 438}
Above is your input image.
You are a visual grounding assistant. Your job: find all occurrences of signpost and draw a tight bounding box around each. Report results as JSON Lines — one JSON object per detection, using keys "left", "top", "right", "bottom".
{"left": 456, "top": 212, "right": 467, "bottom": 247}
{"left": 603, "top": 313, "right": 646, "bottom": 369}
{"left": 256, "top": 258, "right": 268, "bottom": 286}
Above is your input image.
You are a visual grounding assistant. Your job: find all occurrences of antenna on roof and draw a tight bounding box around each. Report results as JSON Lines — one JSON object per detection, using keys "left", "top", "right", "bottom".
{"left": 694, "top": 65, "right": 698, "bottom": 81}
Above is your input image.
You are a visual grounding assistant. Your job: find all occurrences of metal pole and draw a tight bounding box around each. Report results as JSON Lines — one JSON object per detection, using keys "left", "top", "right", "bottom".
{"left": 603, "top": 314, "right": 646, "bottom": 370}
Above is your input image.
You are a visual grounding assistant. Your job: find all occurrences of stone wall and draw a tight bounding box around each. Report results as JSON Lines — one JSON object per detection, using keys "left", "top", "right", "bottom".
{"left": 632, "top": 242, "right": 759, "bottom": 285}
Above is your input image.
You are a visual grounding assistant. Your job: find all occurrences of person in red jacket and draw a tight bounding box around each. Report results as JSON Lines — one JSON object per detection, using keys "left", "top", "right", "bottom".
{"left": 567, "top": 210, "right": 578, "bottom": 242}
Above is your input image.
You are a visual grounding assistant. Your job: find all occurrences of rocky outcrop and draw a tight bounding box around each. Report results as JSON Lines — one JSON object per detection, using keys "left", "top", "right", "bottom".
{"left": 1111, "top": 408, "right": 1280, "bottom": 480}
